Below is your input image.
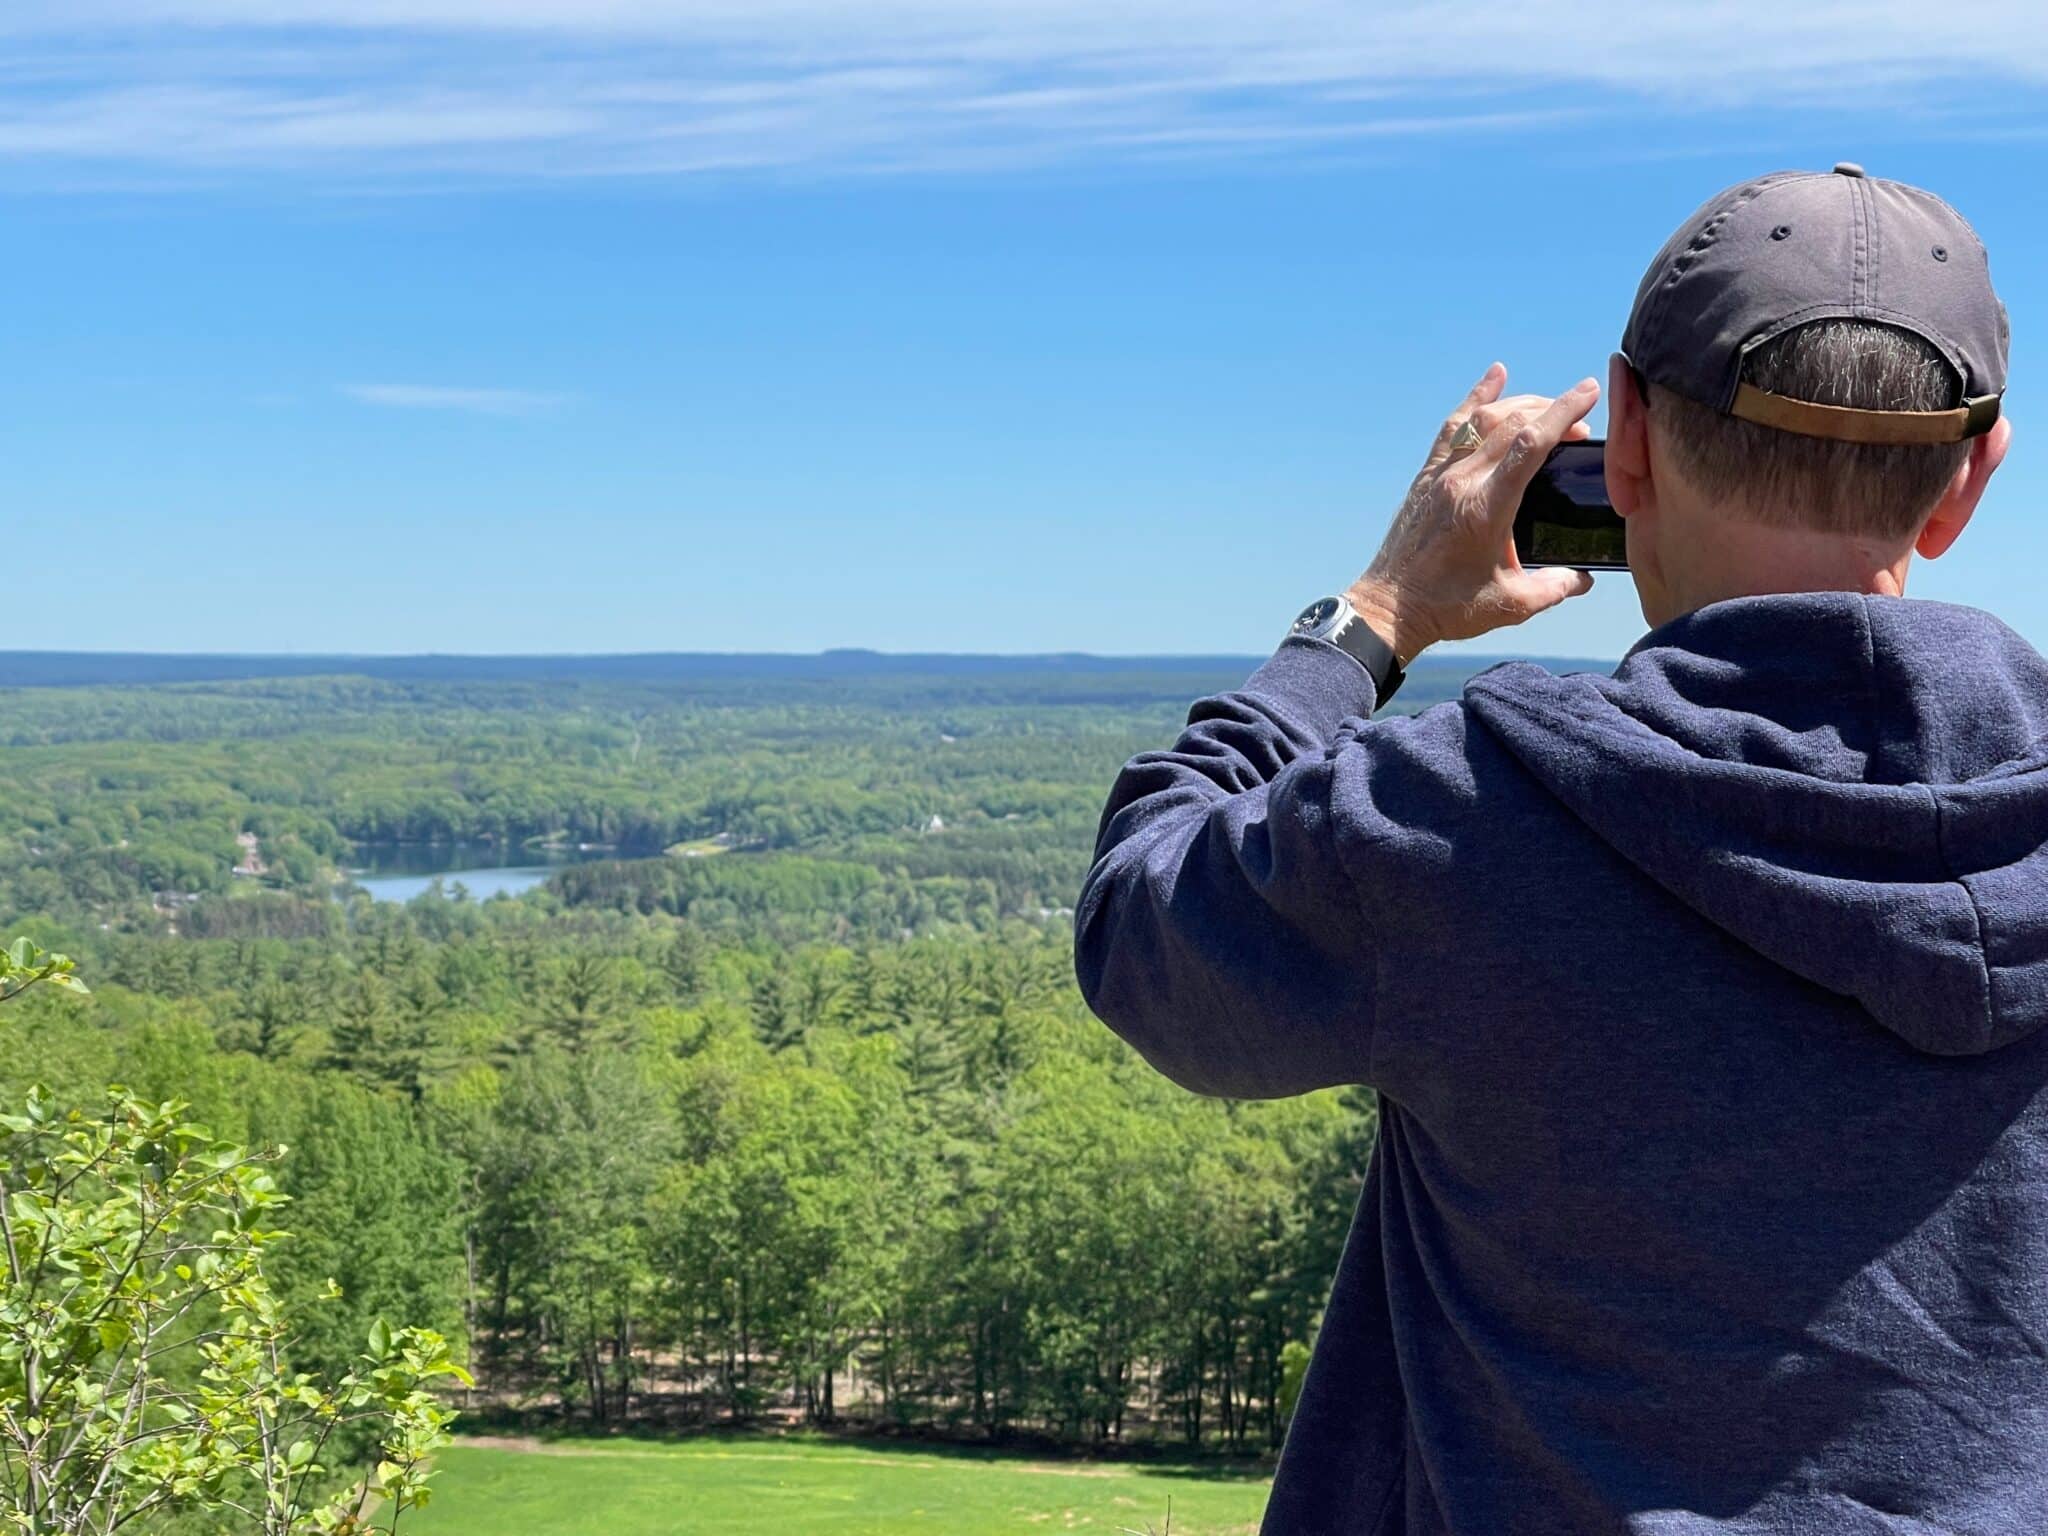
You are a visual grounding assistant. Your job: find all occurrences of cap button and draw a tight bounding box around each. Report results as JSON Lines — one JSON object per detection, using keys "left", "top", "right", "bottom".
{"left": 1833, "top": 160, "right": 1866, "bottom": 177}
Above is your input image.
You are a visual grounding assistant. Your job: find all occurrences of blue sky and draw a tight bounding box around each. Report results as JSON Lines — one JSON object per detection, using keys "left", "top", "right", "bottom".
{"left": 5, "top": 3, "right": 2048, "bottom": 659}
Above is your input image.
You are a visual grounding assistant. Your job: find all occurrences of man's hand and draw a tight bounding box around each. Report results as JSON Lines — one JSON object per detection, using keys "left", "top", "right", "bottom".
{"left": 1345, "top": 364, "right": 1601, "bottom": 664}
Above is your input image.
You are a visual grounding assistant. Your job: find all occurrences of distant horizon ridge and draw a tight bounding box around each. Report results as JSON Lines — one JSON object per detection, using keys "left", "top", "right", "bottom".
{"left": 0, "top": 645, "right": 1619, "bottom": 662}
{"left": 0, "top": 647, "right": 1619, "bottom": 691}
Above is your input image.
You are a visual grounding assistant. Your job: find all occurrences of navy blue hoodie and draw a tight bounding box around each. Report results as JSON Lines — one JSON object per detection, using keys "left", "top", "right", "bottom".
{"left": 1076, "top": 593, "right": 2048, "bottom": 1534}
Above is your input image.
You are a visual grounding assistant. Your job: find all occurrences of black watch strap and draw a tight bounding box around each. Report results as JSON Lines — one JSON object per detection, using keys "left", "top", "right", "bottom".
{"left": 1329, "top": 610, "right": 1405, "bottom": 707}
{"left": 1289, "top": 596, "right": 1405, "bottom": 707}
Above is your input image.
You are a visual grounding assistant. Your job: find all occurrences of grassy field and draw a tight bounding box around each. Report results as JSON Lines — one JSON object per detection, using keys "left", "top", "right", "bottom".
{"left": 406, "top": 1433, "right": 1272, "bottom": 1536}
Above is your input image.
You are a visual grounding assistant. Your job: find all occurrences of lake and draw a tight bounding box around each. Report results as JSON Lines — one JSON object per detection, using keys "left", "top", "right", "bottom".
{"left": 345, "top": 841, "right": 612, "bottom": 903}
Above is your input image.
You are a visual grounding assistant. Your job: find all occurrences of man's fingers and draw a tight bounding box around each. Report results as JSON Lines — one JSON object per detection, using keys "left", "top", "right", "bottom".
{"left": 1509, "top": 566, "right": 1597, "bottom": 617}
{"left": 1471, "top": 378, "right": 1601, "bottom": 515}
{"left": 1464, "top": 395, "right": 1564, "bottom": 442}
{"left": 1429, "top": 363, "right": 1507, "bottom": 460}
{"left": 1462, "top": 395, "right": 1596, "bottom": 452}
{"left": 1455, "top": 395, "right": 1575, "bottom": 470}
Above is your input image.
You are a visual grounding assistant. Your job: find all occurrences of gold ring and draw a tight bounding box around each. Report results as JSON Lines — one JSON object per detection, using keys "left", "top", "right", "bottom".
{"left": 1446, "top": 419, "right": 1485, "bottom": 455}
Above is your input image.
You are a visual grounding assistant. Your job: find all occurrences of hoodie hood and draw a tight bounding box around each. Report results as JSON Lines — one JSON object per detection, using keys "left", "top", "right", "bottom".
{"left": 1464, "top": 592, "right": 2048, "bottom": 1056}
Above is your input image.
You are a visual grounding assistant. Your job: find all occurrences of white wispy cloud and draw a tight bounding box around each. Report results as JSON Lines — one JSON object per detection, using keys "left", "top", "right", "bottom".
{"left": 0, "top": 3, "right": 2045, "bottom": 182}
{"left": 344, "top": 384, "right": 570, "bottom": 415}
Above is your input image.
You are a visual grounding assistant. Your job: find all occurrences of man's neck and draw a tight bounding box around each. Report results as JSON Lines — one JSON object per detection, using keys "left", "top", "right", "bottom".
{"left": 1669, "top": 516, "right": 1914, "bottom": 616}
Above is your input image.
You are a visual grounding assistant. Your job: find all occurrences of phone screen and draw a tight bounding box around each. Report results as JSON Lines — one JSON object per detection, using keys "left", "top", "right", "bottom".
{"left": 1514, "top": 441, "right": 1627, "bottom": 570}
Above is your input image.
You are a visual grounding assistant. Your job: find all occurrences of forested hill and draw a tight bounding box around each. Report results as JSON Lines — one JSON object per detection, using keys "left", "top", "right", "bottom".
{"left": 0, "top": 648, "right": 1613, "bottom": 940}
{"left": 0, "top": 648, "right": 1608, "bottom": 690}
{"left": 0, "top": 646, "right": 1615, "bottom": 1455}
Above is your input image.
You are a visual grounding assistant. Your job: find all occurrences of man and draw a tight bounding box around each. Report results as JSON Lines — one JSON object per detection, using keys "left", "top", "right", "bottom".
{"left": 1076, "top": 165, "right": 2046, "bottom": 1534}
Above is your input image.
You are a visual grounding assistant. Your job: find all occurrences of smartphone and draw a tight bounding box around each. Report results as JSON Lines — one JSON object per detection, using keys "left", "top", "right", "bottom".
{"left": 1512, "top": 440, "right": 1628, "bottom": 571}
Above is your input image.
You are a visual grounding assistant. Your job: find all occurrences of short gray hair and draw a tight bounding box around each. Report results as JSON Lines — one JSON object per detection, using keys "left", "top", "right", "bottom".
{"left": 1647, "top": 320, "right": 1968, "bottom": 540}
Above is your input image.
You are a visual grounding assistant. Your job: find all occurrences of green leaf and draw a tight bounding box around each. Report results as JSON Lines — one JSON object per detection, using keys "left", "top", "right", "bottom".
{"left": 367, "top": 1317, "right": 393, "bottom": 1359}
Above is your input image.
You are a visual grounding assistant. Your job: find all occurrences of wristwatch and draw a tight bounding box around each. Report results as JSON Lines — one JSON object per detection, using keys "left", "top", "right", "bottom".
{"left": 1289, "top": 595, "right": 1406, "bottom": 706}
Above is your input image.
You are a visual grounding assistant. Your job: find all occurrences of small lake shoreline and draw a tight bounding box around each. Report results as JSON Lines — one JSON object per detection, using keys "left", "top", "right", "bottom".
{"left": 342, "top": 839, "right": 616, "bottom": 903}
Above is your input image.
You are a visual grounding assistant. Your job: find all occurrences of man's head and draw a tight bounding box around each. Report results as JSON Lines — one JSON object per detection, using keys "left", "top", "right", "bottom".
{"left": 1605, "top": 166, "right": 2012, "bottom": 627}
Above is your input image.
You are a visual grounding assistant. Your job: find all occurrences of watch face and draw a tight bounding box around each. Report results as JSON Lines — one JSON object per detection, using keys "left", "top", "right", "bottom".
{"left": 1292, "top": 597, "right": 1340, "bottom": 635}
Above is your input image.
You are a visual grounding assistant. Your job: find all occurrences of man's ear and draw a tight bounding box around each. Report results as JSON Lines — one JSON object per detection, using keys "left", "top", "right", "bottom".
{"left": 1605, "top": 353, "right": 1651, "bottom": 521}
{"left": 1916, "top": 415, "right": 2011, "bottom": 561}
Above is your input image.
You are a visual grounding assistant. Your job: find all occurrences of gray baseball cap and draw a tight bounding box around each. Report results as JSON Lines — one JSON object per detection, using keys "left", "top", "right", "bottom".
{"left": 1621, "top": 163, "right": 2008, "bottom": 444}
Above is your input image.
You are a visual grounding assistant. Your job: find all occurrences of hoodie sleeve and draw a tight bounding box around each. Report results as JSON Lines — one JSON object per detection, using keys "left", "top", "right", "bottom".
{"left": 1075, "top": 636, "right": 1385, "bottom": 1099}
